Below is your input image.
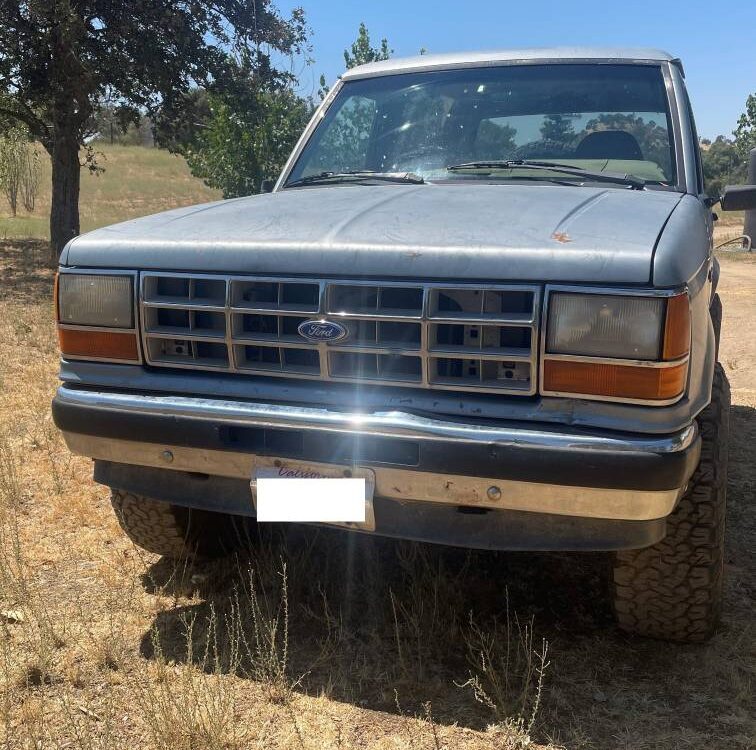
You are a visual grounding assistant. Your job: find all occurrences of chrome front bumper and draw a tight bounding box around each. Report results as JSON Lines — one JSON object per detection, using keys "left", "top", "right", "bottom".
{"left": 53, "top": 386, "right": 700, "bottom": 523}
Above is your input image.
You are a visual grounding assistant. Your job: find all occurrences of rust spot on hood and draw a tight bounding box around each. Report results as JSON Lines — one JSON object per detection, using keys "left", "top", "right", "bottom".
{"left": 551, "top": 231, "right": 572, "bottom": 243}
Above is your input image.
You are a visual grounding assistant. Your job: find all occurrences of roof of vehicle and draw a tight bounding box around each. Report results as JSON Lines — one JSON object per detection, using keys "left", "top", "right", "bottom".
{"left": 341, "top": 47, "right": 679, "bottom": 81}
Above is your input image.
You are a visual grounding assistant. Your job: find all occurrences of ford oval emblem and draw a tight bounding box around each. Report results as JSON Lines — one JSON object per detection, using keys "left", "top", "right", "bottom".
{"left": 297, "top": 319, "right": 348, "bottom": 343}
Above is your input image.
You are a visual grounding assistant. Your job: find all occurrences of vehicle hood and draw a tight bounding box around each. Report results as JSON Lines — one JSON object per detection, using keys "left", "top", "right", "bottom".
{"left": 63, "top": 183, "right": 683, "bottom": 283}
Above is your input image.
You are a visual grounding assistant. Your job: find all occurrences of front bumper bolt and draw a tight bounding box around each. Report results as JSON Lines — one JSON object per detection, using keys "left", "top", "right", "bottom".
{"left": 161, "top": 450, "right": 174, "bottom": 463}
{"left": 487, "top": 485, "right": 501, "bottom": 501}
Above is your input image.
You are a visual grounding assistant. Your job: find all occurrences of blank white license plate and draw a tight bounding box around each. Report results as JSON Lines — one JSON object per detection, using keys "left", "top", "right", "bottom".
{"left": 251, "top": 462, "right": 376, "bottom": 531}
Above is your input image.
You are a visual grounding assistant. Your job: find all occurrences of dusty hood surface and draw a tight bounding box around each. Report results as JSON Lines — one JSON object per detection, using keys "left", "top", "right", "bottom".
{"left": 63, "top": 183, "right": 682, "bottom": 283}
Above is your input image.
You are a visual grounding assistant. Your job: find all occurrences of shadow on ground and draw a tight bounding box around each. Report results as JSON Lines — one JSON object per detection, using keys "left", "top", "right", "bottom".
{"left": 0, "top": 240, "right": 55, "bottom": 304}
{"left": 137, "top": 403, "right": 755, "bottom": 747}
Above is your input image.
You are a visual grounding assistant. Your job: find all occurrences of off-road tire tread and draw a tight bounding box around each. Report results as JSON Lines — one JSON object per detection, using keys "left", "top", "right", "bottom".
{"left": 110, "top": 490, "right": 239, "bottom": 559}
{"left": 612, "top": 364, "right": 730, "bottom": 642}
{"left": 711, "top": 293, "right": 722, "bottom": 362}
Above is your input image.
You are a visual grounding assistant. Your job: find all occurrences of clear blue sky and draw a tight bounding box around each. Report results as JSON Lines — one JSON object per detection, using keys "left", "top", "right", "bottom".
{"left": 283, "top": 0, "right": 755, "bottom": 139}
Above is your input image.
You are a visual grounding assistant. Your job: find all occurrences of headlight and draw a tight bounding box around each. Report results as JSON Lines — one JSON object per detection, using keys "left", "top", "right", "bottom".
{"left": 57, "top": 274, "right": 134, "bottom": 328}
{"left": 546, "top": 293, "right": 665, "bottom": 360}
{"left": 543, "top": 291, "right": 690, "bottom": 403}
{"left": 56, "top": 273, "right": 139, "bottom": 362}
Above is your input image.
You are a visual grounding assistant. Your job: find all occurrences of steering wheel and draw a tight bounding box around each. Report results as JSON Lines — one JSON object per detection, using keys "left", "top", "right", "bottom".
{"left": 382, "top": 143, "right": 449, "bottom": 171}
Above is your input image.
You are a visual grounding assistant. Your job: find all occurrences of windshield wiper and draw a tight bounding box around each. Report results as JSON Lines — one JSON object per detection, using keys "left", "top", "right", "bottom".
{"left": 285, "top": 170, "right": 424, "bottom": 188}
{"left": 446, "top": 159, "right": 645, "bottom": 190}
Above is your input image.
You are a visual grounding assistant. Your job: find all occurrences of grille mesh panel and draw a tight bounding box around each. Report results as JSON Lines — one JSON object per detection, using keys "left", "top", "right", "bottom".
{"left": 141, "top": 273, "right": 540, "bottom": 394}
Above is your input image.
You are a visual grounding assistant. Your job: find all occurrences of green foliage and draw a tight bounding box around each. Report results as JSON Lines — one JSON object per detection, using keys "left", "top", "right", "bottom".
{"left": 90, "top": 107, "right": 154, "bottom": 147}
{"left": 0, "top": 126, "right": 40, "bottom": 216}
{"left": 0, "top": 0, "right": 309, "bottom": 254}
{"left": 343, "top": 23, "right": 392, "bottom": 69}
{"left": 154, "top": 89, "right": 212, "bottom": 153}
{"left": 318, "top": 23, "right": 392, "bottom": 104}
{"left": 702, "top": 136, "right": 746, "bottom": 198}
{"left": 307, "top": 95, "right": 376, "bottom": 174}
{"left": 476, "top": 121, "right": 517, "bottom": 158}
{"left": 305, "top": 23, "right": 394, "bottom": 173}
{"left": 733, "top": 93, "right": 756, "bottom": 160}
{"left": 0, "top": 1, "right": 308, "bottom": 153}
{"left": 183, "top": 83, "right": 313, "bottom": 198}
{"left": 539, "top": 115, "right": 575, "bottom": 143}
{"left": 0, "top": 0, "right": 309, "bottom": 145}
{"left": 179, "top": 21, "right": 396, "bottom": 197}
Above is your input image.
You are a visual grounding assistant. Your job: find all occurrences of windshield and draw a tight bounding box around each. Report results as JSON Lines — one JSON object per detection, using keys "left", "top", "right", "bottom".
{"left": 286, "top": 64, "right": 678, "bottom": 187}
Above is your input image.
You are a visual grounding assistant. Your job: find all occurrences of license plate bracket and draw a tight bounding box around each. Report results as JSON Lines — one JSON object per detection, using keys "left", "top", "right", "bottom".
{"left": 250, "top": 459, "right": 376, "bottom": 532}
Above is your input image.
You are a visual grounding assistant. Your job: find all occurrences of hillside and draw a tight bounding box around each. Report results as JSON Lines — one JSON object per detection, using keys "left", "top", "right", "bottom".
{"left": 0, "top": 144, "right": 222, "bottom": 240}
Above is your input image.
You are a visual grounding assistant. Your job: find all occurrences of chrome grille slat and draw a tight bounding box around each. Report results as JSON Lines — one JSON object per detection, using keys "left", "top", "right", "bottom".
{"left": 430, "top": 349, "right": 532, "bottom": 361}
{"left": 229, "top": 307, "right": 314, "bottom": 315}
{"left": 145, "top": 332, "right": 226, "bottom": 342}
{"left": 140, "top": 274, "right": 540, "bottom": 395}
{"left": 143, "top": 301, "right": 226, "bottom": 311}
{"left": 325, "top": 345, "right": 422, "bottom": 356}
{"left": 233, "top": 339, "right": 318, "bottom": 350}
{"left": 427, "top": 314, "right": 535, "bottom": 324}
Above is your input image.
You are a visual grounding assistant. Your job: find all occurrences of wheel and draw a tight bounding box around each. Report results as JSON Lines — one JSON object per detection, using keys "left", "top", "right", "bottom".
{"left": 612, "top": 364, "right": 730, "bottom": 642}
{"left": 110, "top": 489, "right": 246, "bottom": 559}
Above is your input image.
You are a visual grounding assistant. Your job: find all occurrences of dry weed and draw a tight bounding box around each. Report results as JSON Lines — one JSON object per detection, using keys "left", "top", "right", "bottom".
{"left": 456, "top": 597, "right": 550, "bottom": 747}
{"left": 136, "top": 610, "right": 246, "bottom": 750}
{"left": 0, "top": 243, "right": 752, "bottom": 750}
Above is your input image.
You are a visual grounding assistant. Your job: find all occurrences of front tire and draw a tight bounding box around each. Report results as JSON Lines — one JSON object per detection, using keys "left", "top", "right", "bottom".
{"left": 110, "top": 489, "right": 245, "bottom": 559}
{"left": 612, "top": 364, "right": 730, "bottom": 642}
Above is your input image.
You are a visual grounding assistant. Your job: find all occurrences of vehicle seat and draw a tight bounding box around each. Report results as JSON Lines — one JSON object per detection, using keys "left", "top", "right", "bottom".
{"left": 574, "top": 130, "right": 643, "bottom": 160}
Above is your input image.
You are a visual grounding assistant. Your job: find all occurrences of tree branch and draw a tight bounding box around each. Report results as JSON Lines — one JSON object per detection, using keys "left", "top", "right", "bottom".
{"left": 0, "top": 103, "right": 47, "bottom": 138}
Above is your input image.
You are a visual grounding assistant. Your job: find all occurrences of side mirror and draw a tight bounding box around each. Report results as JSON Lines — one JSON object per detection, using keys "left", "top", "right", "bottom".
{"left": 260, "top": 179, "right": 275, "bottom": 194}
{"left": 720, "top": 184, "right": 756, "bottom": 211}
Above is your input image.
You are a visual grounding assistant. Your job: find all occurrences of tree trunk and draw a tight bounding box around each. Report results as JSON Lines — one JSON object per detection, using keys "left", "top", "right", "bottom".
{"left": 49, "top": 134, "right": 81, "bottom": 263}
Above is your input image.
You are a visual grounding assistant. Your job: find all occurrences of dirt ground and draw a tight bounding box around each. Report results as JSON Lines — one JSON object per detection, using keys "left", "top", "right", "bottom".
{"left": 0, "top": 241, "right": 753, "bottom": 750}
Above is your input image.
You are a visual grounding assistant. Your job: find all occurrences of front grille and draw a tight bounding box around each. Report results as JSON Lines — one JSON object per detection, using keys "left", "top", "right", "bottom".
{"left": 140, "top": 273, "right": 540, "bottom": 395}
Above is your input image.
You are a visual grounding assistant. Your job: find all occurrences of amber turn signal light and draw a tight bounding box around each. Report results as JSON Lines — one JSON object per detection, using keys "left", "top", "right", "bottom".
{"left": 543, "top": 360, "right": 688, "bottom": 401}
{"left": 662, "top": 293, "right": 691, "bottom": 361}
{"left": 58, "top": 328, "right": 139, "bottom": 361}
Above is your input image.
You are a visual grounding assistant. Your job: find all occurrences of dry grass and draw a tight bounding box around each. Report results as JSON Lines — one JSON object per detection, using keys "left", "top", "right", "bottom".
{"left": 0, "top": 145, "right": 222, "bottom": 241}
{"left": 713, "top": 209, "right": 748, "bottom": 248}
{"left": 0, "top": 240, "right": 754, "bottom": 749}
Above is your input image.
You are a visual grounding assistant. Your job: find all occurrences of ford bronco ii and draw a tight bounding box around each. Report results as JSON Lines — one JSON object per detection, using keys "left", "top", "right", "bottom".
{"left": 52, "top": 48, "right": 756, "bottom": 642}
